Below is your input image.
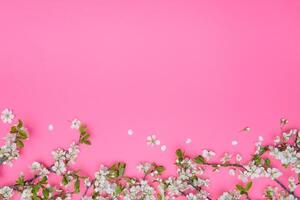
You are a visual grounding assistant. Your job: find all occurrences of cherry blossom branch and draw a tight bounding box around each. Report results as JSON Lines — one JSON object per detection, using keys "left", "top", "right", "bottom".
{"left": 198, "top": 150, "right": 300, "bottom": 199}
{"left": 274, "top": 179, "right": 300, "bottom": 199}
{"left": 1, "top": 118, "right": 300, "bottom": 200}
{"left": 0, "top": 120, "right": 29, "bottom": 166}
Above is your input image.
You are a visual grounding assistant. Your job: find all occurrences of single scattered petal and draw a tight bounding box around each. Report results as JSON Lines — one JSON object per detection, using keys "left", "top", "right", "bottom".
{"left": 231, "top": 140, "right": 238, "bottom": 146}
{"left": 236, "top": 154, "right": 242, "bottom": 162}
{"left": 48, "top": 124, "right": 54, "bottom": 131}
{"left": 1, "top": 108, "right": 14, "bottom": 124}
{"left": 185, "top": 138, "right": 192, "bottom": 144}
{"left": 258, "top": 136, "right": 264, "bottom": 141}
{"left": 161, "top": 145, "right": 167, "bottom": 152}
{"left": 128, "top": 129, "right": 134, "bottom": 136}
{"left": 155, "top": 140, "right": 161, "bottom": 145}
{"left": 240, "top": 127, "right": 251, "bottom": 132}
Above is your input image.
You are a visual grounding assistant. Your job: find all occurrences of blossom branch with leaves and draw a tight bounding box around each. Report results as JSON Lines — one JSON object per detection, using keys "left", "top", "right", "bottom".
{"left": 0, "top": 117, "right": 299, "bottom": 200}
{"left": 0, "top": 120, "right": 29, "bottom": 166}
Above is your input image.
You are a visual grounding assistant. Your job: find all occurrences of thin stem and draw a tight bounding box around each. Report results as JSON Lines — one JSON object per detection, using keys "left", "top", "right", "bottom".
{"left": 245, "top": 193, "right": 251, "bottom": 200}
{"left": 203, "top": 161, "right": 299, "bottom": 199}
{"left": 274, "top": 179, "right": 300, "bottom": 199}
{"left": 82, "top": 179, "right": 95, "bottom": 197}
{"left": 203, "top": 162, "right": 247, "bottom": 171}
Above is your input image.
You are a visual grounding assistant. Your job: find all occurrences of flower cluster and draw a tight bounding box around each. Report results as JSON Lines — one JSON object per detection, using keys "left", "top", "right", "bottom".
{"left": 0, "top": 118, "right": 300, "bottom": 200}
{"left": 51, "top": 142, "right": 80, "bottom": 175}
{"left": 0, "top": 120, "right": 28, "bottom": 166}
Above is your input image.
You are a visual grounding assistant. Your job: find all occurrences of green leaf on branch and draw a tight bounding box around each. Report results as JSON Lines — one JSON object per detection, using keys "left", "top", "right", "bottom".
{"left": 79, "top": 124, "right": 91, "bottom": 145}
{"left": 115, "top": 184, "right": 123, "bottom": 196}
{"left": 236, "top": 184, "right": 247, "bottom": 194}
{"left": 264, "top": 158, "right": 271, "bottom": 168}
{"left": 17, "top": 120, "right": 23, "bottom": 128}
{"left": 236, "top": 182, "right": 252, "bottom": 195}
{"left": 252, "top": 154, "right": 262, "bottom": 165}
{"left": 16, "top": 175, "right": 25, "bottom": 186}
{"left": 109, "top": 162, "right": 126, "bottom": 178}
{"left": 74, "top": 178, "right": 80, "bottom": 193}
{"left": 176, "top": 149, "right": 184, "bottom": 159}
{"left": 62, "top": 175, "right": 69, "bottom": 185}
{"left": 92, "top": 192, "right": 99, "bottom": 199}
{"left": 155, "top": 165, "right": 166, "bottom": 175}
{"left": 158, "top": 193, "right": 165, "bottom": 200}
{"left": 10, "top": 126, "right": 18, "bottom": 133}
{"left": 246, "top": 182, "right": 253, "bottom": 191}
{"left": 16, "top": 140, "right": 24, "bottom": 148}
{"left": 194, "top": 155, "right": 205, "bottom": 164}
{"left": 42, "top": 188, "right": 50, "bottom": 199}
{"left": 39, "top": 176, "right": 48, "bottom": 185}
{"left": 118, "top": 163, "right": 126, "bottom": 177}
{"left": 18, "top": 130, "right": 28, "bottom": 140}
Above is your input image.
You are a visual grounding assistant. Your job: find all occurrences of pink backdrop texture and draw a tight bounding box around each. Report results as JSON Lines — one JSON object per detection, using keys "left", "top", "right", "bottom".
{"left": 1, "top": 0, "right": 300, "bottom": 198}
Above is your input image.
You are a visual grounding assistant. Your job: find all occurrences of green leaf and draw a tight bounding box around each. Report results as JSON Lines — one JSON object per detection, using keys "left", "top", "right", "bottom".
{"left": 118, "top": 163, "right": 126, "bottom": 177}
{"left": 39, "top": 176, "right": 48, "bottom": 185}
{"left": 264, "top": 158, "right": 271, "bottom": 168}
{"left": 79, "top": 125, "right": 87, "bottom": 134}
{"left": 176, "top": 149, "right": 184, "bottom": 159}
{"left": 246, "top": 182, "right": 253, "bottom": 191}
{"left": 32, "top": 196, "right": 41, "bottom": 200}
{"left": 83, "top": 140, "right": 91, "bottom": 145}
{"left": 92, "top": 192, "right": 99, "bottom": 199}
{"left": 155, "top": 165, "right": 165, "bottom": 174}
{"left": 16, "top": 140, "right": 24, "bottom": 148}
{"left": 10, "top": 126, "right": 18, "bottom": 133}
{"left": 158, "top": 193, "right": 164, "bottom": 200}
{"left": 18, "top": 130, "right": 28, "bottom": 140}
{"left": 42, "top": 188, "right": 50, "bottom": 199}
{"left": 16, "top": 176, "right": 25, "bottom": 186}
{"left": 259, "top": 146, "right": 269, "bottom": 154}
{"left": 17, "top": 120, "right": 23, "bottom": 128}
{"left": 252, "top": 155, "right": 261, "bottom": 165}
{"left": 32, "top": 184, "right": 41, "bottom": 194}
{"left": 74, "top": 178, "right": 80, "bottom": 193}
{"left": 194, "top": 155, "right": 205, "bottom": 164}
{"left": 62, "top": 175, "right": 69, "bottom": 185}
{"left": 115, "top": 184, "right": 123, "bottom": 195}
{"left": 236, "top": 184, "right": 245, "bottom": 192}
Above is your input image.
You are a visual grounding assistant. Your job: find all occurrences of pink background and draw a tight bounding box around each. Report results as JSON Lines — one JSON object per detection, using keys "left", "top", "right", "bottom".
{"left": 1, "top": 0, "right": 300, "bottom": 198}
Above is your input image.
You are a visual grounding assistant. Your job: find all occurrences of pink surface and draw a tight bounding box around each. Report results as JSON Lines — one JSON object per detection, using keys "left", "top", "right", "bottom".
{"left": 1, "top": 0, "right": 300, "bottom": 198}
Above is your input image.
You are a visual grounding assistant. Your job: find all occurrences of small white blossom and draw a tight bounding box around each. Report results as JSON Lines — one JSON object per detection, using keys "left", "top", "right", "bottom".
{"left": 202, "top": 149, "right": 216, "bottom": 160}
{"left": 1, "top": 109, "right": 14, "bottom": 124}
{"left": 21, "top": 188, "right": 32, "bottom": 200}
{"left": 137, "top": 162, "right": 152, "bottom": 174}
{"left": 84, "top": 178, "right": 91, "bottom": 187}
{"left": 71, "top": 118, "right": 81, "bottom": 129}
{"left": 288, "top": 177, "right": 297, "bottom": 192}
{"left": 266, "top": 168, "right": 282, "bottom": 180}
{"left": 218, "top": 189, "right": 241, "bottom": 200}
{"left": 146, "top": 135, "right": 160, "bottom": 146}
{"left": 263, "top": 186, "right": 277, "bottom": 199}
{"left": 221, "top": 153, "right": 232, "bottom": 164}
{"left": 0, "top": 186, "right": 13, "bottom": 200}
{"left": 51, "top": 161, "right": 66, "bottom": 175}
